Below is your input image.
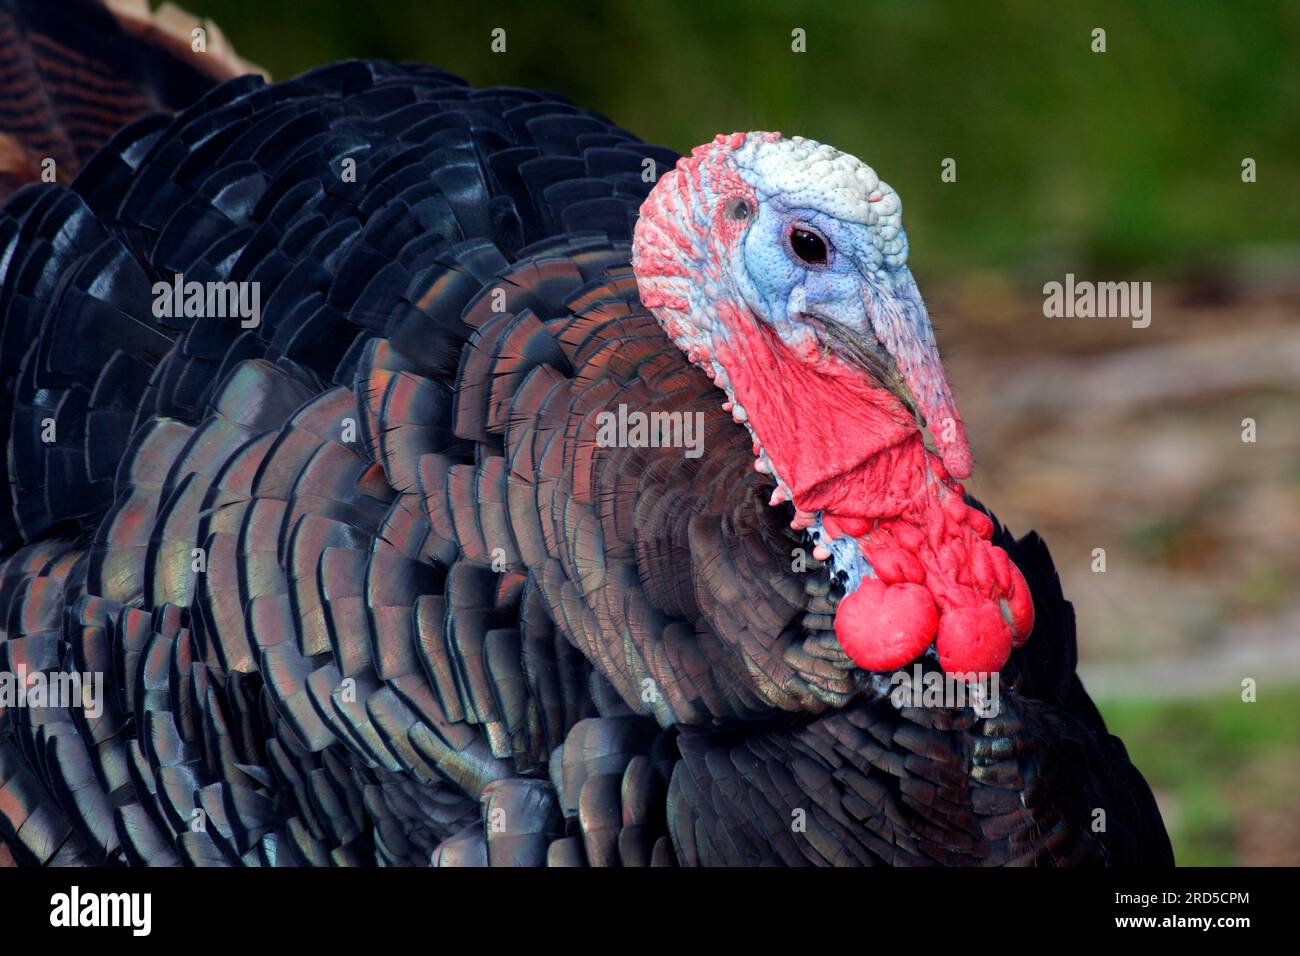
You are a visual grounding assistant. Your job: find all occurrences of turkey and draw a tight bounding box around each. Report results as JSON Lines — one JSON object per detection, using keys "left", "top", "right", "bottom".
{"left": 0, "top": 0, "right": 1172, "bottom": 867}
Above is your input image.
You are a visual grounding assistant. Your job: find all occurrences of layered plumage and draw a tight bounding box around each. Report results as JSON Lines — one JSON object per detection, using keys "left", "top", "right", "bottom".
{"left": 0, "top": 2, "right": 1172, "bottom": 867}
{"left": 0, "top": 0, "right": 259, "bottom": 200}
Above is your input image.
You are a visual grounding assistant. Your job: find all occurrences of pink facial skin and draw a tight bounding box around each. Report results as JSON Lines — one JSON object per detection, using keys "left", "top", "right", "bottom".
{"left": 633, "top": 133, "right": 1034, "bottom": 676}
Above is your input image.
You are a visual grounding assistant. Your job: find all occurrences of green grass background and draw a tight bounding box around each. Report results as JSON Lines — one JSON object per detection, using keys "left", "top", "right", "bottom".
{"left": 189, "top": 0, "right": 1300, "bottom": 279}
{"left": 1100, "top": 689, "right": 1300, "bottom": 865}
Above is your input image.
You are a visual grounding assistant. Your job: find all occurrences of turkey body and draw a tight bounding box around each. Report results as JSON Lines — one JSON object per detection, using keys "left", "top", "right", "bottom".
{"left": 0, "top": 53, "right": 1172, "bottom": 866}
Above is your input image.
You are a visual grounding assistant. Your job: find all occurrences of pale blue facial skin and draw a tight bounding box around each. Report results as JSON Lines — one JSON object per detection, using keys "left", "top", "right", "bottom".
{"left": 723, "top": 162, "right": 965, "bottom": 481}
{"left": 729, "top": 195, "right": 917, "bottom": 359}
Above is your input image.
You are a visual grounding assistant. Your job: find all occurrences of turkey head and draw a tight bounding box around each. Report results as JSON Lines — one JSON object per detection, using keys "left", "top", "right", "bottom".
{"left": 633, "top": 133, "right": 1034, "bottom": 678}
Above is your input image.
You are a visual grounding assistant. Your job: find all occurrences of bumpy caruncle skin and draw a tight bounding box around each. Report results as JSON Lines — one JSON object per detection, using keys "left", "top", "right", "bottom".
{"left": 632, "top": 132, "right": 1034, "bottom": 675}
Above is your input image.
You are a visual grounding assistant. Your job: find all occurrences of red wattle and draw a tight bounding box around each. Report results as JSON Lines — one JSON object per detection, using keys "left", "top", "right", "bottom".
{"left": 866, "top": 546, "right": 926, "bottom": 585}
{"left": 708, "top": 302, "right": 1035, "bottom": 677}
{"left": 1005, "top": 564, "right": 1035, "bottom": 646}
{"left": 823, "top": 513, "right": 870, "bottom": 538}
{"left": 935, "top": 602, "right": 1013, "bottom": 673}
{"left": 834, "top": 578, "right": 939, "bottom": 671}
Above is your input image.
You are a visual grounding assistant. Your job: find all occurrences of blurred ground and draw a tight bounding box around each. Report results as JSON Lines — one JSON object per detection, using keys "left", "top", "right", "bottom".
{"left": 939, "top": 268, "right": 1300, "bottom": 865}
{"left": 944, "top": 267, "right": 1300, "bottom": 672}
{"left": 1098, "top": 690, "right": 1300, "bottom": 866}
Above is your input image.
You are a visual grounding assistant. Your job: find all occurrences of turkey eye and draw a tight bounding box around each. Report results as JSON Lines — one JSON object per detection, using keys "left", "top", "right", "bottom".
{"left": 723, "top": 198, "right": 751, "bottom": 221}
{"left": 790, "top": 228, "right": 828, "bottom": 265}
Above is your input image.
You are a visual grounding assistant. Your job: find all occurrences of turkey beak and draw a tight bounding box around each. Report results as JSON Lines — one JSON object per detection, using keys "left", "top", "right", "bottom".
{"left": 867, "top": 281, "right": 973, "bottom": 480}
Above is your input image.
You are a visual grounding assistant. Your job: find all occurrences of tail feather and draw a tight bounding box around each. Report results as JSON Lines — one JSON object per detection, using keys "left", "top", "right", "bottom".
{"left": 0, "top": 0, "right": 263, "bottom": 201}
{"left": 0, "top": 0, "right": 264, "bottom": 552}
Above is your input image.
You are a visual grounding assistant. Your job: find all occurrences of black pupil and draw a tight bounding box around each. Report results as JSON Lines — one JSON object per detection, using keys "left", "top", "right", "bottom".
{"left": 791, "top": 228, "right": 827, "bottom": 264}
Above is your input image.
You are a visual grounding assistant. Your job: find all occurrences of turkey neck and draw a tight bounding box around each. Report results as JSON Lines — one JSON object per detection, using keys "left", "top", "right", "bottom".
{"left": 711, "top": 298, "right": 934, "bottom": 519}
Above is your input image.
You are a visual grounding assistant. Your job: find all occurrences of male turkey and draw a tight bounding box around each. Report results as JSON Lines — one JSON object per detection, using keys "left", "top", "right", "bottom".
{"left": 0, "top": 0, "right": 1172, "bottom": 866}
